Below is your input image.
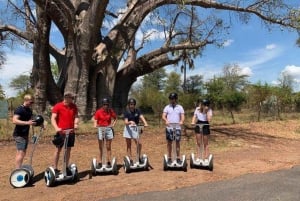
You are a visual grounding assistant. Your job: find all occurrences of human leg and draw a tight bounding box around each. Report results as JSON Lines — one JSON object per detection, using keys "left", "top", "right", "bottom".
{"left": 203, "top": 135, "right": 209, "bottom": 159}
{"left": 53, "top": 147, "right": 62, "bottom": 170}
{"left": 14, "top": 136, "right": 28, "bottom": 168}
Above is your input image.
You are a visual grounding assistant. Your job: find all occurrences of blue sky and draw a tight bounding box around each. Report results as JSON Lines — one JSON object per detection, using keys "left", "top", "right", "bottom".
{"left": 1, "top": 2, "right": 300, "bottom": 97}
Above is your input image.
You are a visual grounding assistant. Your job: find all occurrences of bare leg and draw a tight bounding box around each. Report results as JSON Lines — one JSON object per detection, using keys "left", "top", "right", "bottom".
{"left": 126, "top": 138, "right": 132, "bottom": 158}
{"left": 176, "top": 141, "right": 180, "bottom": 158}
{"left": 106, "top": 139, "right": 112, "bottom": 163}
{"left": 195, "top": 134, "right": 201, "bottom": 158}
{"left": 15, "top": 150, "right": 26, "bottom": 169}
{"left": 53, "top": 147, "right": 62, "bottom": 169}
{"left": 203, "top": 135, "right": 209, "bottom": 159}
{"left": 167, "top": 141, "right": 172, "bottom": 159}
{"left": 66, "top": 147, "right": 71, "bottom": 166}
{"left": 98, "top": 140, "right": 103, "bottom": 163}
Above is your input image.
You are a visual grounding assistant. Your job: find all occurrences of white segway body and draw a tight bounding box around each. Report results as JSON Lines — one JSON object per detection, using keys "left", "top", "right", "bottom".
{"left": 123, "top": 154, "right": 149, "bottom": 173}
{"left": 44, "top": 129, "right": 79, "bottom": 187}
{"left": 190, "top": 153, "right": 213, "bottom": 171}
{"left": 123, "top": 125, "right": 150, "bottom": 173}
{"left": 163, "top": 123, "right": 187, "bottom": 172}
{"left": 90, "top": 126, "right": 118, "bottom": 177}
{"left": 163, "top": 154, "right": 187, "bottom": 171}
{"left": 190, "top": 124, "right": 214, "bottom": 171}
{"left": 44, "top": 164, "right": 79, "bottom": 187}
{"left": 91, "top": 157, "right": 118, "bottom": 175}
{"left": 10, "top": 127, "right": 43, "bottom": 188}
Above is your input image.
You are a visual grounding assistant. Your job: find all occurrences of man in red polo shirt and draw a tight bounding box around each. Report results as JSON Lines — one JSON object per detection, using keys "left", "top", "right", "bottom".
{"left": 51, "top": 91, "right": 79, "bottom": 174}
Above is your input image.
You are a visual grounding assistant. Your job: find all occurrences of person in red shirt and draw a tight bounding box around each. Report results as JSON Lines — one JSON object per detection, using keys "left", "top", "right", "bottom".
{"left": 51, "top": 92, "right": 79, "bottom": 174}
{"left": 93, "top": 98, "right": 117, "bottom": 168}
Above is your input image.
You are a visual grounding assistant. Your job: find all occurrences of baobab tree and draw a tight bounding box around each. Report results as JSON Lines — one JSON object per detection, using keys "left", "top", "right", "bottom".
{"left": 0, "top": 0, "right": 299, "bottom": 119}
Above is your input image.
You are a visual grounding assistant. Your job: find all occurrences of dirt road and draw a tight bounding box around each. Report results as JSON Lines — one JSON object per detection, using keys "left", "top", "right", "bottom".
{"left": 1, "top": 120, "right": 300, "bottom": 201}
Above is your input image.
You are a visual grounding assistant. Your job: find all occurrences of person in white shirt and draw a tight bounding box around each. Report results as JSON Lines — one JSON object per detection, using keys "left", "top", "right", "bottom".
{"left": 191, "top": 99, "right": 212, "bottom": 162}
{"left": 162, "top": 93, "right": 185, "bottom": 164}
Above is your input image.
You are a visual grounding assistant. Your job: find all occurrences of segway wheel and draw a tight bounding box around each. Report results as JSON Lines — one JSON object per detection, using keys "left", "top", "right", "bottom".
{"left": 183, "top": 158, "right": 188, "bottom": 172}
{"left": 72, "top": 168, "right": 79, "bottom": 183}
{"left": 163, "top": 157, "right": 168, "bottom": 171}
{"left": 44, "top": 167, "right": 56, "bottom": 187}
{"left": 91, "top": 160, "right": 97, "bottom": 176}
{"left": 208, "top": 156, "right": 214, "bottom": 171}
{"left": 9, "top": 168, "right": 30, "bottom": 188}
{"left": 123, "top": 157, "right": 131, "bottom": 173}
{"left": 144, "top": 158, "right": 149, "bottom": 171}
{"left": 112, "top": 162, "right": 119, "bottom": 175}
{"left": 190, "top": 155, "right": 194, "bottom": 169}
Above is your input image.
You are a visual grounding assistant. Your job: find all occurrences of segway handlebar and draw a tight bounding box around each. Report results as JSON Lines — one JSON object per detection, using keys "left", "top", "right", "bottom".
{"left": 60, "top": 129, "right": 74, "bottom": 135}
{"left": 167, "top": 123, "right": 181, "bottom": 129}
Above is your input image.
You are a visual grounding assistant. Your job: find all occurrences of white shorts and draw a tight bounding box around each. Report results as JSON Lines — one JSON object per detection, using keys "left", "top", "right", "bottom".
{"left": 123, "top": 125, "right": 141, "bottom": 139}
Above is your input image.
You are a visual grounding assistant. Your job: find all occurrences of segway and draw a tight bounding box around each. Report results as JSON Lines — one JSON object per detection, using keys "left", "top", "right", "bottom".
{"left": 190, "top": 124, "right": 213, "bottom": 171}
{"left": 123, "top": 125, "right": 149, "bottom": 173}
{"left": 90, "top": 126, "right": 118, "bottom": 176}
{"left": 9, "top": 121, "right": 44, "bottom": 188}
{"left": 163, "top": 123, "right": 187, "bottom": 171}
{"left": 44, "top": 129, "right": 79, "bottom": 187}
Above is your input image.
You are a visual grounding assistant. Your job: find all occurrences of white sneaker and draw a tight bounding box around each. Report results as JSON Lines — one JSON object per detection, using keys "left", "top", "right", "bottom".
{"left": 196, "top": 158, "right": 201, "bottom": 163}
{"left": 204, "top": 159, "right": 209, "bottom": 164}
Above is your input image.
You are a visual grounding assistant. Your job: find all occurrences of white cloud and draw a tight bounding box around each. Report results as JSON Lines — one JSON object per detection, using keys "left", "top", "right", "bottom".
{"left": 0, "top": 51, "right": 33, "bottom": 97}
{"left": 265, "top": 44, "right": 276, "bottom": 50}
{"left": 239, "top": 44, "right": 282, "bottom": 70}
{"left": 223, "top": 39, "right": 234, "bottom": 47}
{"left": 281, "top": 65, "right": 300, "bottom": 83}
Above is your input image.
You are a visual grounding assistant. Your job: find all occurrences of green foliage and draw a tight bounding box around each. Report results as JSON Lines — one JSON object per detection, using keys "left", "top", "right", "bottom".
{"left": 141, "top": 68, "right": 167, "bottom": 91}
{"left": 0, "top": 85, "right": 5, "bottom": 100}
{"left": 9, "top": 74, "right": 31, "bottom": 94}
{"left": 51, "top": 61, "right": 59, "bottom": 83}
{"left": 164, "top": 71, "right": 182, "bottom": 94}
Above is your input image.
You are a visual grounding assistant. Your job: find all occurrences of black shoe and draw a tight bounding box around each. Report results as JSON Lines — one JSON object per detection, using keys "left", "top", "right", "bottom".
{"left": 106, "top": 162, "right": 111, "bottom": 168}
{"left": 167, "top": 158, "right": 172, "bottom": 165}
{"left": 130, "top": 159, "right": 134, "bottom": 166}
{"left": 139, "top": 158, "right": 144, "bottom": 164}
{"left": 176, "top": 158, "right": 182, "bottom": 164}
{"left": 97, "top": 163, "right": 102, "bottom": 169}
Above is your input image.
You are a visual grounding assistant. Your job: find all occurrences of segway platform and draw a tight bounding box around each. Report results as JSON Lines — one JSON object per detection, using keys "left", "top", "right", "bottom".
{"left": 190, "top": 153, "right": 213, "bottom": 171}
{"left": 123, "top": 154, "right": 149, "bottom": 173}
{"left": 91, "top": 157, "right": 118, "bottom": 176}
{"left": 163, "top": 154, "right": 187, "bottom": 171}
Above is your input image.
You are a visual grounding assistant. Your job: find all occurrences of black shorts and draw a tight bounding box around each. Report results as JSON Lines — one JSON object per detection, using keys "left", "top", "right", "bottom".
{"left": 55, "top": 133, "right": 75, "bottom": 148}
{"left": 195, "top": 121, "right": 210, "bottom": 135}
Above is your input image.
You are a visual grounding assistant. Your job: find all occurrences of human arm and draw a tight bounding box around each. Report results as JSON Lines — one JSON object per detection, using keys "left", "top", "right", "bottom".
{"left": 140, "top": 114, "right": 148, "bottom": 127}
{"left": 179, "top": 113, "right": 185, "bottom": 125}
{"left": 12, "top": 114, "right": 35, "bottom": 126}
{"left": 51, "top": 113, "right": 61, "bottom": 132}
{"left": 162, "top": 112, "right": 169, "bottom": 125}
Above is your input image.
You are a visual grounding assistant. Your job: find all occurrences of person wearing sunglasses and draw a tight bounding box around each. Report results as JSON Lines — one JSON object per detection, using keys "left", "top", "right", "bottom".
{"left": 12, "top": 94, "right": 36, "bottom": 169}
{"left": 51, "top": 91, "right": 79, "bottom": 175}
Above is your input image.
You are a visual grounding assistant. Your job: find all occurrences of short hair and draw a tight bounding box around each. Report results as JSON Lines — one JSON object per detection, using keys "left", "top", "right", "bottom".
{"left": 24, "top": 94, "right": 33, "bottom": 101}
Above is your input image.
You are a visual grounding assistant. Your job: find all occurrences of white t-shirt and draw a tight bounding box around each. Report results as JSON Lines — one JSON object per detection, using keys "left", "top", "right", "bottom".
{"left": 163, "top": 104, "right": 184, "bottom": 123}
{"left": 194, "top": 107, "right": 212, "bottom": 121}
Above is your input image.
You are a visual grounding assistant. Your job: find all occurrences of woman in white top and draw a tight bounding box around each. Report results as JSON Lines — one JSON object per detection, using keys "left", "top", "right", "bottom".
{"left": 191, "top": 99, "right": 212, "bottom": 160}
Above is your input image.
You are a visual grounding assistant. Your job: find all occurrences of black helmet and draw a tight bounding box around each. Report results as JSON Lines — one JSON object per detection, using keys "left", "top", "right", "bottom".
{"left": 128, "top": 98, "right": 136, "bottom": 105}
{"left": 33, "top": 115, "right": 44, "bottom": 126}
{"left": 102, "top": 98, "right": 110, "bottom": 105}
{"left": 168, "top": 92, "right": 178, "bottom": 100}
{"left": 202, "top": 99, "right": 210, "bottom": 106}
